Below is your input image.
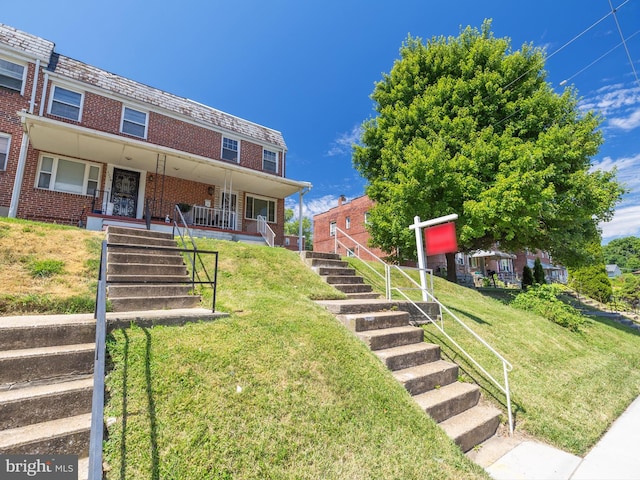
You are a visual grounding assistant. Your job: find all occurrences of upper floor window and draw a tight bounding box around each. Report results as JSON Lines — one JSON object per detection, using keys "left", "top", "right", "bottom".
{"left": 345, "top": 216, "right": 351, "bottom": 229}
{"left": 49, "top": 86, "right": 83, "bottom": 121}
{"left": 121, "top": 106, "right": 147, "bottom": 138}
{"left": 0, "top": 134, "right": 10, "bottom": 171}
{"left": 364, "top": 211, "right": 370, "bottom": 224}
{"left": 222, "top": 137, "right": 239, "bottom": 162}
{"left": 36, "top": 155, "right": 100, "bottom": 196}
{"left": 263, "top": 149, "right": 277, "bottom": 173}
{"left": 0, "top": 58, "right": 25, "bottom": 93}
{"left": 245, "top": 194, "right": 275, "bottom": 222}
{"left": 330, "top": 221, "right": 336, "bottom": 237}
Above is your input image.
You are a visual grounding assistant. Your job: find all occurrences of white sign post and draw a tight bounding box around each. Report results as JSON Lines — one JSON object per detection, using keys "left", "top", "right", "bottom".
{"left": 409, "top": 214, "right": 458, "bottom": 301}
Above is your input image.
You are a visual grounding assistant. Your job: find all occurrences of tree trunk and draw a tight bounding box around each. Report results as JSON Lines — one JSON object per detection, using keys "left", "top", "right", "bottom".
{"left": 446, "top": 252, "right": 457, "bottom": 283}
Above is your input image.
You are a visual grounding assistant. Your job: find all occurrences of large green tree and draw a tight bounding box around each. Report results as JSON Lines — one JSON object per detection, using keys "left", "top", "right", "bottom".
{"left": 602, "top": 236, "right": 640, "bottom": 272}
{"left": 284, "top": 208, "right": 312, "bottom": 250}
{"left": 353, "top": 21, "right": 624, "bottom": 282}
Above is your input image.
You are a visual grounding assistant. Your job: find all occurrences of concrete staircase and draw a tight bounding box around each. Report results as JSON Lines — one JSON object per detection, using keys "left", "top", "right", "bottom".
{"left": 307, "top": 251, "right": 502, "bottom": 453}
{"left": 106, "top": 226, "right": 201, "bottom": 311}
{"left": 0, "top": 315, "right": 94, "bottom": 476}
{"left": 301, "top": 251, "right": 379, "bottom": 299}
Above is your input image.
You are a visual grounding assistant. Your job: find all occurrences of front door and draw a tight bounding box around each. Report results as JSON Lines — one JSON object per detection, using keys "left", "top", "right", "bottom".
{"left": 111, "top": 168, "right": 140, "bottom": 218}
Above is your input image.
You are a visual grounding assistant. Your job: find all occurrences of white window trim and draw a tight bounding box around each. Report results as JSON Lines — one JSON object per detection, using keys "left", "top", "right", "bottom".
{"left": 245, "top": 194, "right": 277, "bottom": 223}
{"left": 0, "top": 133, "right": 11, "bottom": 171}
{"left": 262, "top": 148, "right": 278, "bottom": 173}
{"left": 120, "top": 105, "right": 148, "bottom": 139}
{"left": 345, "top": 216, "right": 351, "bottom": 230}
{"left": 0, "top": 56, "right": 27, "bottom": 95}
{"left": 329, "top": 221, "right": 336, "bottom": 237}
{"left": 221, "top": 136, "right": 240, "bottom": 164}
{"left": 48, "top": 84, "right": 84, "bottom": 122}
{"left": 35, "top": 154, "right": 102, "bottom": 196}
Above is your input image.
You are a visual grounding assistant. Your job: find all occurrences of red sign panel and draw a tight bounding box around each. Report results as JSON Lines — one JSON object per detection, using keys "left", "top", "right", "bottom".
{"left": 424, "top": 222, "right": 458, "bottom": 255}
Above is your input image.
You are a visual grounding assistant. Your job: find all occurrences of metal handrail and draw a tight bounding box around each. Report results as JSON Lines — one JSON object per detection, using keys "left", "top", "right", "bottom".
{"left": 88, "top": 240, "right": 108, "bottom": 480}
{"left": 335, "top": 228, "right": 514, "bottom": 434}
{"left": 257, "top": 215, "right": 275, "bottom": 247}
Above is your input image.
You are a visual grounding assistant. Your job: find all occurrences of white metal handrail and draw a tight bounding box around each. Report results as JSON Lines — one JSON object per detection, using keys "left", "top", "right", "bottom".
{"left": 334, "top": 227, "right": 514, "bottom": 434}
{"left": 257, "top": 215, "right": 275, "bottom": 247}
{"left": 191, "top": 205, "right": 237, "bottom": 230}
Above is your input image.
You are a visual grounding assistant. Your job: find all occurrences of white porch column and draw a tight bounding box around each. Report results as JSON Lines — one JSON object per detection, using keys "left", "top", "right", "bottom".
{"left": 8, "top": 131, "right": 30, "bottom": 218}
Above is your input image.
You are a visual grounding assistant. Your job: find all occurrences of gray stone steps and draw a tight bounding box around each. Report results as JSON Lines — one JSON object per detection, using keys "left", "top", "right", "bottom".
{"left": 107, "top": 262, "right": 188, "bottom": 276}
{"left": 413, "top": 381, "right": 480, "bottom": 423}
{"left": 109, "top": 295, "right": 201, "bottom": 312}
{"left": 392, "top": 360, "right": 459, "bottom": 396}
{"left": 356, "top": 325, "right": 424, "bottom": 351}
{"left": 322, "top": 275, "right": 365, "bottom": 285}
{"left": 0, "top": 316, "right": 95, "bottom": 351}
{"left": 107, "top": 251, "right": 185, "bottom": 265}
{"left": 440, "top": 404, "right": 502, "bottom": 453}
{"left": 108, "top": 284, "right": 192, "bottom": 297}
{"left": 331, "top": 283, "right": 374, "bottom": 294}
{"left": 375, "top": 342, "right": 441, "bottom": 371}
{"left": 107, "top": 226, "right": 173, "bottom": 239}
{"left": 344, "top": 292, "right": 382, "bottom": 300}
{"left": 0, "top": 376, "right": 93, "bottom": 429}
{"left": 316, "top": 267, "right": 356, "bottom": 276}
{"left": 338, "top": 310, "right": 411, "bottom": 332}
{"left": 107, "top": 234, "right": 177, "bottom": 247}
{"left": 106, "top": 274, "right": 193, "bottom": 283}
{"left": 0, "top": 412, "right": 91, "bottom": 455}
{"left": 0, "top": 344, "right": 94, "bottom": 386}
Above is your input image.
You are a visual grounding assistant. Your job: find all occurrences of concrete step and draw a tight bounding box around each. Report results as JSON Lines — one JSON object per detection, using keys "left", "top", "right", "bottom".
{"left": 345, "top": 292, "right": 382, "bottom": 300}
{"left": 107, "top": 251, "right": 185, "bottom": 265}
{"left": 0, "top": 316, "right": 95, "bottom": 351}
{"left": 356, "top": 325, "right": 423, "bottom": 351}
{"left": 413, "top": 382, "right": 481, "bottom": 423}
{"left": 107, "top": 262, "right": 188, "bottom": 276}
{"left": 301, "top": 251, "right": 341, "bottom": 261}
{"left": 106, "top": 274, "right": 192, "bottom": 283}
{"left": 332, "top": 283, "right": 374, "bottom": 294}
{"left": 109, "top": 295, "right": 201, "bottom": 312}
{"left": 107, "top": 225, "right": 174, "bottom": 240}
{"left": 316, "top": 299, "right": 440, "bottom": 323}
{"left": 316, "top": 267, "right": 356, "bottom": 276}
{"left": 108, "top": 284, "right": 192, "bottom": 298}
{"left": 440, "top": 404, "right": 502, "bottom": 452}
{"left": 0, "top": 413, "right": 92, "bottom": 455}
{"left": 107, "top": 234, "right": 177, "bottom": 247}
{"left": 0, "top": 376, "right": 93, "bottom": 429}
{"left": 308, "top": 258, "right": 349, "bottom": 269}
{"left": 392, "top": 360, "right": 458, "bottom": 395}
{"left": 339, "top": 310, "right": 411, "bottom": 332}
{"left": 322, "top": 275, "right": 364, "bottom": 285}
{"left": 0, "top": 344, "right": 94, "bottom": 386}
{"left": 374, "top": 342, "right": 441, "bottom": 371}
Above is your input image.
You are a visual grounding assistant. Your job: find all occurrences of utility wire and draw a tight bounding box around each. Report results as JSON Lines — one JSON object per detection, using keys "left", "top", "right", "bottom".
{"left": 608, "top": 0, "right": 640, "bottom": 87}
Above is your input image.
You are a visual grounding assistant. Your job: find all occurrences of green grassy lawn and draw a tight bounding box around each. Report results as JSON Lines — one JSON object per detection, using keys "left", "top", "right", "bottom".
{"left": 346, "top": 258, "right": 640, "bottom": 455}
{"left": 103, "top": 241, "right": 488, "bottom": 479}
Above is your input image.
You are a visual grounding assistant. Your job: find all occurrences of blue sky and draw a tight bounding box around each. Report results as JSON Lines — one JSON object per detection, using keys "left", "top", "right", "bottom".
{"left": 4, "top": 0, "right": 639, "bottom": 242}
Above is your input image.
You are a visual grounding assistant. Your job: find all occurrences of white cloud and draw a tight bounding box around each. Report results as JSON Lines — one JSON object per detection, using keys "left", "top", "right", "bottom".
{"left": 592, "top": 152, "right": 640, "bottom": 193}
{"left": 609, "top": 108, "right": 640, "bottom": 130}
{"left": 580, "top": 83, "right": 640, "bottom": 131}
{"left": 601, "top": 203, "right": 640, "bottom": 240}
{"left": 286, "top": 194, "right": 340, "bottom": 220}
{"left": 327, "top": 125, "right": 362, "bottom": 157}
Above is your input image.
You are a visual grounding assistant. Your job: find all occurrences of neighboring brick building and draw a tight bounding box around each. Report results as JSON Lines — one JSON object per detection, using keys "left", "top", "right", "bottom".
{"left": 314, "top": 194, "right": 567, "bottom": 285}
{"left": 0, "top": 24, "right": 310, "bottom": 245}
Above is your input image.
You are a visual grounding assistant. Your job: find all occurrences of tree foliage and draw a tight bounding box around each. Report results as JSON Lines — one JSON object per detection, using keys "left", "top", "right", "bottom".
{"left": 284, "top": 208, "right": 312, "bottom": 250}
{"left": 533, "top": 257, "right": 546, "bottom": 284}
{"left": 522, "top": 265, "right": 534, "bottom": 290}
{"left": 353, "top": 21, "right": 624, "bottom": 280}
{"left": 602, "top": 236, "right": 640, "bottom": 272}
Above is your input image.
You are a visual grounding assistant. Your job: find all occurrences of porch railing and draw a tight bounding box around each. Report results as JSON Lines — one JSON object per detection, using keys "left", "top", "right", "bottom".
{"left": 191, "top": 205, "right": 237, "bottom": 230}
{"left": 333, "top": 227, "right": 514, "bottom": 435}
{"left": 257, "top": 215, "right": 275, "bottom": 247}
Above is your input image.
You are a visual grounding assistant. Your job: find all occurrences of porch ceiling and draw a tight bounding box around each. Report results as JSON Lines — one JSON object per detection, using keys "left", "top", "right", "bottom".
{"left": 20, "top": 113, "right": 311, "bottom": 199}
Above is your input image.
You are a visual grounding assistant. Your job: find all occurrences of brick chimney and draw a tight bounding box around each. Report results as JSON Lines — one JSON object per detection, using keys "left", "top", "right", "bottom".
{"left": 338, "top": 195, "right": 346, "bottom": 207}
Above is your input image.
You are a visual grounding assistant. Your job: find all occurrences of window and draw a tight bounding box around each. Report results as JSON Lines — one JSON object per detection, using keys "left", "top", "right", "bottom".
{"left": 50, "top": 86, "right": 83, "bottom": 121}
{"left": 0, "top": 134, "right": 10, "bottom": 170}
{"left": 364, "top": 211, "right": 370, "bottom": 224}
{"left": 245, "top": 195, "right": 275, "bottom": 222}
{"left": 330, "top": 221, "right": 336, "bottom": 237}
{"left": 345, "top": 216, "right": 351, "bottom": 229}
{"left": 121, "top": 106, "right": 147, "bottom": 138}
{"left": 263, "top": 149, "right": 277, "bottom": 173}
{"left": 222, "top": 137, "right": 239, "bottom": 162}
{"left": 0, "top": 58, "right": 25, "bottom": 92}
{"left": 36, "top": 155, "right": 101, "bottom": 195}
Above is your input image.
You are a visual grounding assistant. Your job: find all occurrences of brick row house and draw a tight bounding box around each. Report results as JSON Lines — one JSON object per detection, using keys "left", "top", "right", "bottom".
{"left": 0, "top": 24, "right": 310, "bottom": 245}
{"left": 313, "top": 195, "right": 567, "bottom": 286}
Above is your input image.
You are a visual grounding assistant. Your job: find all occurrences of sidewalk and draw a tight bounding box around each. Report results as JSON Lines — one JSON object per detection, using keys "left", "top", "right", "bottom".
{"left": 477, "top": 395, "right": 640, "bottom": 479}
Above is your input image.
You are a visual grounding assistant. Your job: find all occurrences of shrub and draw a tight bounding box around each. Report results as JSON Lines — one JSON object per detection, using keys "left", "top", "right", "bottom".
{"left": 522, "top": 265, "right": 534, "bottom": 290}
{"left": 533, "top": 257, "right": 546, "bottom": 284}
{"left": 511, "top": 283, "right": 585, "bottom": 331}
{"left": 569, "top": 264, "right": 612, "bottom": 304}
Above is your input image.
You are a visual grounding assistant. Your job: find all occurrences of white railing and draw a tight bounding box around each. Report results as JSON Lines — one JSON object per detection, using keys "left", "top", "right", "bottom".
{"left": 334, "top": 227, "right": 514, "bottom": 434}
{"left": 191, "top": 205, "right": 237, "bottom": 230}
{"left": 257, "top": 215, "right": 275, "bottom": 247}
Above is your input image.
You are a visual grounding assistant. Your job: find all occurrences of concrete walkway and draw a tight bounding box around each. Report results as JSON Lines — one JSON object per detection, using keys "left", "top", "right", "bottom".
{"left": 473, "top": 395, "right": 640, "bottom": 480}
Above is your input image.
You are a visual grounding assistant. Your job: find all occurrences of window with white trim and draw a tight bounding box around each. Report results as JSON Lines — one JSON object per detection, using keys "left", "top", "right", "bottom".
{"left": 0, "top": 58, "right": 25, "bottom": 92}
{"left": 121, "top": 106, "right": 147, "bottom": 138}
{"left": 49, "top": 86, "right": 83, "bottom": 121}
{"left": 222, "top": 137, "right": 239, "bottom": 162}
{"left": 36, "top": 155, "right": 101, "bottom": 196}
{"left": 0, "top": 134, "right": 10, "bottom": 171}
{"left": 263, "top": 149, "right": 277, "bottom": 173}
{"left": 364, "top": 211, "right": 370, "bottom": 224}
{"left": 330, "top": 221, "right": 336, "bottom": 237}
{"left": 345, "top": 216, "right": 351, "bottom": 229}
{"left": 245, "top": 195, "right": 276, "bottom": 222}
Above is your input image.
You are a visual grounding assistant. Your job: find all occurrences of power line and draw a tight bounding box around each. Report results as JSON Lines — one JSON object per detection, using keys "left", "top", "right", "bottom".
{"left": 608, "top": 0, "right": 640, "bottom": 87}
